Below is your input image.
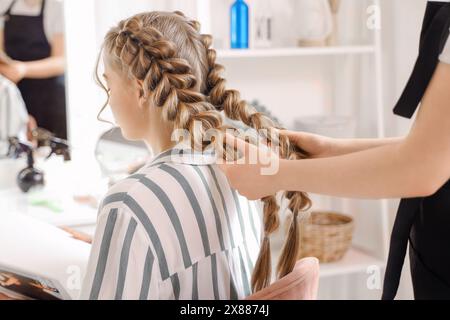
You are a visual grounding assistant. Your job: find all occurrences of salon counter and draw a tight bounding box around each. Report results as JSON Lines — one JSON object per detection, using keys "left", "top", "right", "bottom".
{"left": 0, "top": 149, "right": 108, "bottom": 237}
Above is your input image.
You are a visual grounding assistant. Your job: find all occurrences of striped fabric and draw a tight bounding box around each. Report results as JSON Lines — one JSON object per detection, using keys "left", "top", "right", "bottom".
{"left": 80, "top": 147, "right": 262, "bottom": 300}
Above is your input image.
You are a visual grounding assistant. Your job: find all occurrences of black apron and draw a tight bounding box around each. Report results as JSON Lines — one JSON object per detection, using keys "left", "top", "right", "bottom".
{"left": 3, "top": 0, "right": 67, "bottom": 139}
{"left": 382, "top": 1, "right": 450, "bottom": 300}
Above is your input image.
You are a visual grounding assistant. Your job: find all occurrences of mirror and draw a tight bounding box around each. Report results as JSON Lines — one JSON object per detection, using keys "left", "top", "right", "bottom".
{"left": 94, "top": 127, "right": 150, "bottom": 186}
{"left": 0, "top": 0, "right": 68, "bottom": 149}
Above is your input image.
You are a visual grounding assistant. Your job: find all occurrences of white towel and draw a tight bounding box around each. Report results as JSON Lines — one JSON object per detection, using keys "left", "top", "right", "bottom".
{"left": 0, "top": 75, "right": 28, "bottom": 141}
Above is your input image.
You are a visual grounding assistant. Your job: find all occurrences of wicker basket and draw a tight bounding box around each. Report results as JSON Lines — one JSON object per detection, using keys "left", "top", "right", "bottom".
{"left": 298, "top": 211, "right": 354, "bottom": 263}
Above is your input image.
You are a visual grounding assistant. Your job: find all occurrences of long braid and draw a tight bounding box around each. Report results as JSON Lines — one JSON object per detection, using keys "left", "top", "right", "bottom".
{"left": 199, "top": 24, "right": 312, "bottom": 285}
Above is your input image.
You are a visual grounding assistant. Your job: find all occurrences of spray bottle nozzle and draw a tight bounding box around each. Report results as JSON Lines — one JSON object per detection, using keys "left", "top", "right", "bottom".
{"left": 7, "top": 137, "right": 34, "bottom": 167}
{"left": 6, "top": 129, "right": 72, "bottom": 193}
{"left": 30, "top": 127, "right": 71, "bottom": 162}
{"left": 46, "top": 137, "right": 71, "bottom": 161}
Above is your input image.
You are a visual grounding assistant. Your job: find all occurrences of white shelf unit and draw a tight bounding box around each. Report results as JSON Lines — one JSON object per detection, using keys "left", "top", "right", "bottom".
{"left": 195, "top": 0, "right": 391, "bottom": 299}
{"left": 319, "top": 248, "right": 385, "bottom": 278}
{"left": 217, "top": 45, "right": 375, "bottom": 59}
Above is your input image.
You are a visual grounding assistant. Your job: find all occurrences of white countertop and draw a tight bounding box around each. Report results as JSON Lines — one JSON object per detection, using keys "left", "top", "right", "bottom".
{"left": 0, "top": 140, "right": 151, "bottom": 239}
{"left": 0, "top": 187, "right": 99, "bottom": 227}
{"left": 0, "top": 148, "right": 109, "bottom": 231}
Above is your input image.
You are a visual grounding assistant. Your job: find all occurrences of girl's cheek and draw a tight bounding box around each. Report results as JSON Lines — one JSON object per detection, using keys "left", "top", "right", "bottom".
{"left": 109, "top": 88, "right": 124, "bottom": 110}
{"left": 109, "top": 92, "right": 133, "bottom": 123}
{"left": 108, "top": 94, "right": 122, "bottom": 120}
{"left": 107, "top": 94, "right": 117, "bottom": 112}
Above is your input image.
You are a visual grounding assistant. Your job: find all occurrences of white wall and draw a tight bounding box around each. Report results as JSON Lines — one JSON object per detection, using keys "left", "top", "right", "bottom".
{"left": 64, "top": 0, "right": 107, "bottom": 178}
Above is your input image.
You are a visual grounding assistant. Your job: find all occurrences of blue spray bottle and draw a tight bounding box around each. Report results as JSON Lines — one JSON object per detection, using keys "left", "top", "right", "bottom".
{"left": 230, "top": 0, "right": 249, "bottom": 49}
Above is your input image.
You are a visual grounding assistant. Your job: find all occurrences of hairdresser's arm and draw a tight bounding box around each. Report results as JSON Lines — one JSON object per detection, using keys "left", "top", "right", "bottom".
{"left": 0, "top": 293, "right": 16, "bottom": 300}
{"left": 221, "top": 62, "right": 450, "bottom": 200}
{"left": 281, "top": 130, "right": 404, "bottom": 158}
{"left": 0, "top": 33, "right": 65, "bottom": 82}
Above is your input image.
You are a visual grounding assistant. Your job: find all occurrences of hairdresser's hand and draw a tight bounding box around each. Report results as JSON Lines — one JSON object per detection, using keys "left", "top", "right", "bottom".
{"left": 280, "top": 130, "right": 337, "bottom": 159}
{"left": 0, "top": 61, "right": 27, "bottom": 83}
{"left": 217, "top": 134, "right": 284, "bottom": 200}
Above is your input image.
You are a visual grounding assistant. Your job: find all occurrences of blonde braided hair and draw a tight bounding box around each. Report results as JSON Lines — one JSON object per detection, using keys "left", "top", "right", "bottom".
{"left": 97, "top": 11, "right": 312, "bottom": 294}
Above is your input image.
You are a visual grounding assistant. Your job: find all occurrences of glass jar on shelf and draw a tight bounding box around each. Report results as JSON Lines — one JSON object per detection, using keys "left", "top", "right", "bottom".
{"left": 294, "top": 0, "right": 333, "bottom": 47}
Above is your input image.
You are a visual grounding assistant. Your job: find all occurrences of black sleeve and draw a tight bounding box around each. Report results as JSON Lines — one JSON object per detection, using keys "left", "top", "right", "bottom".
{"left": 393, "top": 2, "right": 450, "bottom": 119}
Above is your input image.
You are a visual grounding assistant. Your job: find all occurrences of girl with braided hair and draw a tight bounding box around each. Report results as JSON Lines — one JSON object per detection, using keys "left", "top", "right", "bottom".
{"left": 81, "top": 11, "right": 312, "bottom": 300}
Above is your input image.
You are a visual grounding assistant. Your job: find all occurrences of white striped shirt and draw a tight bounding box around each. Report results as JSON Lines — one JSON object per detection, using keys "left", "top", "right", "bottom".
{"left": 80, "top": 147, "right": 262, "bottom": 300}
